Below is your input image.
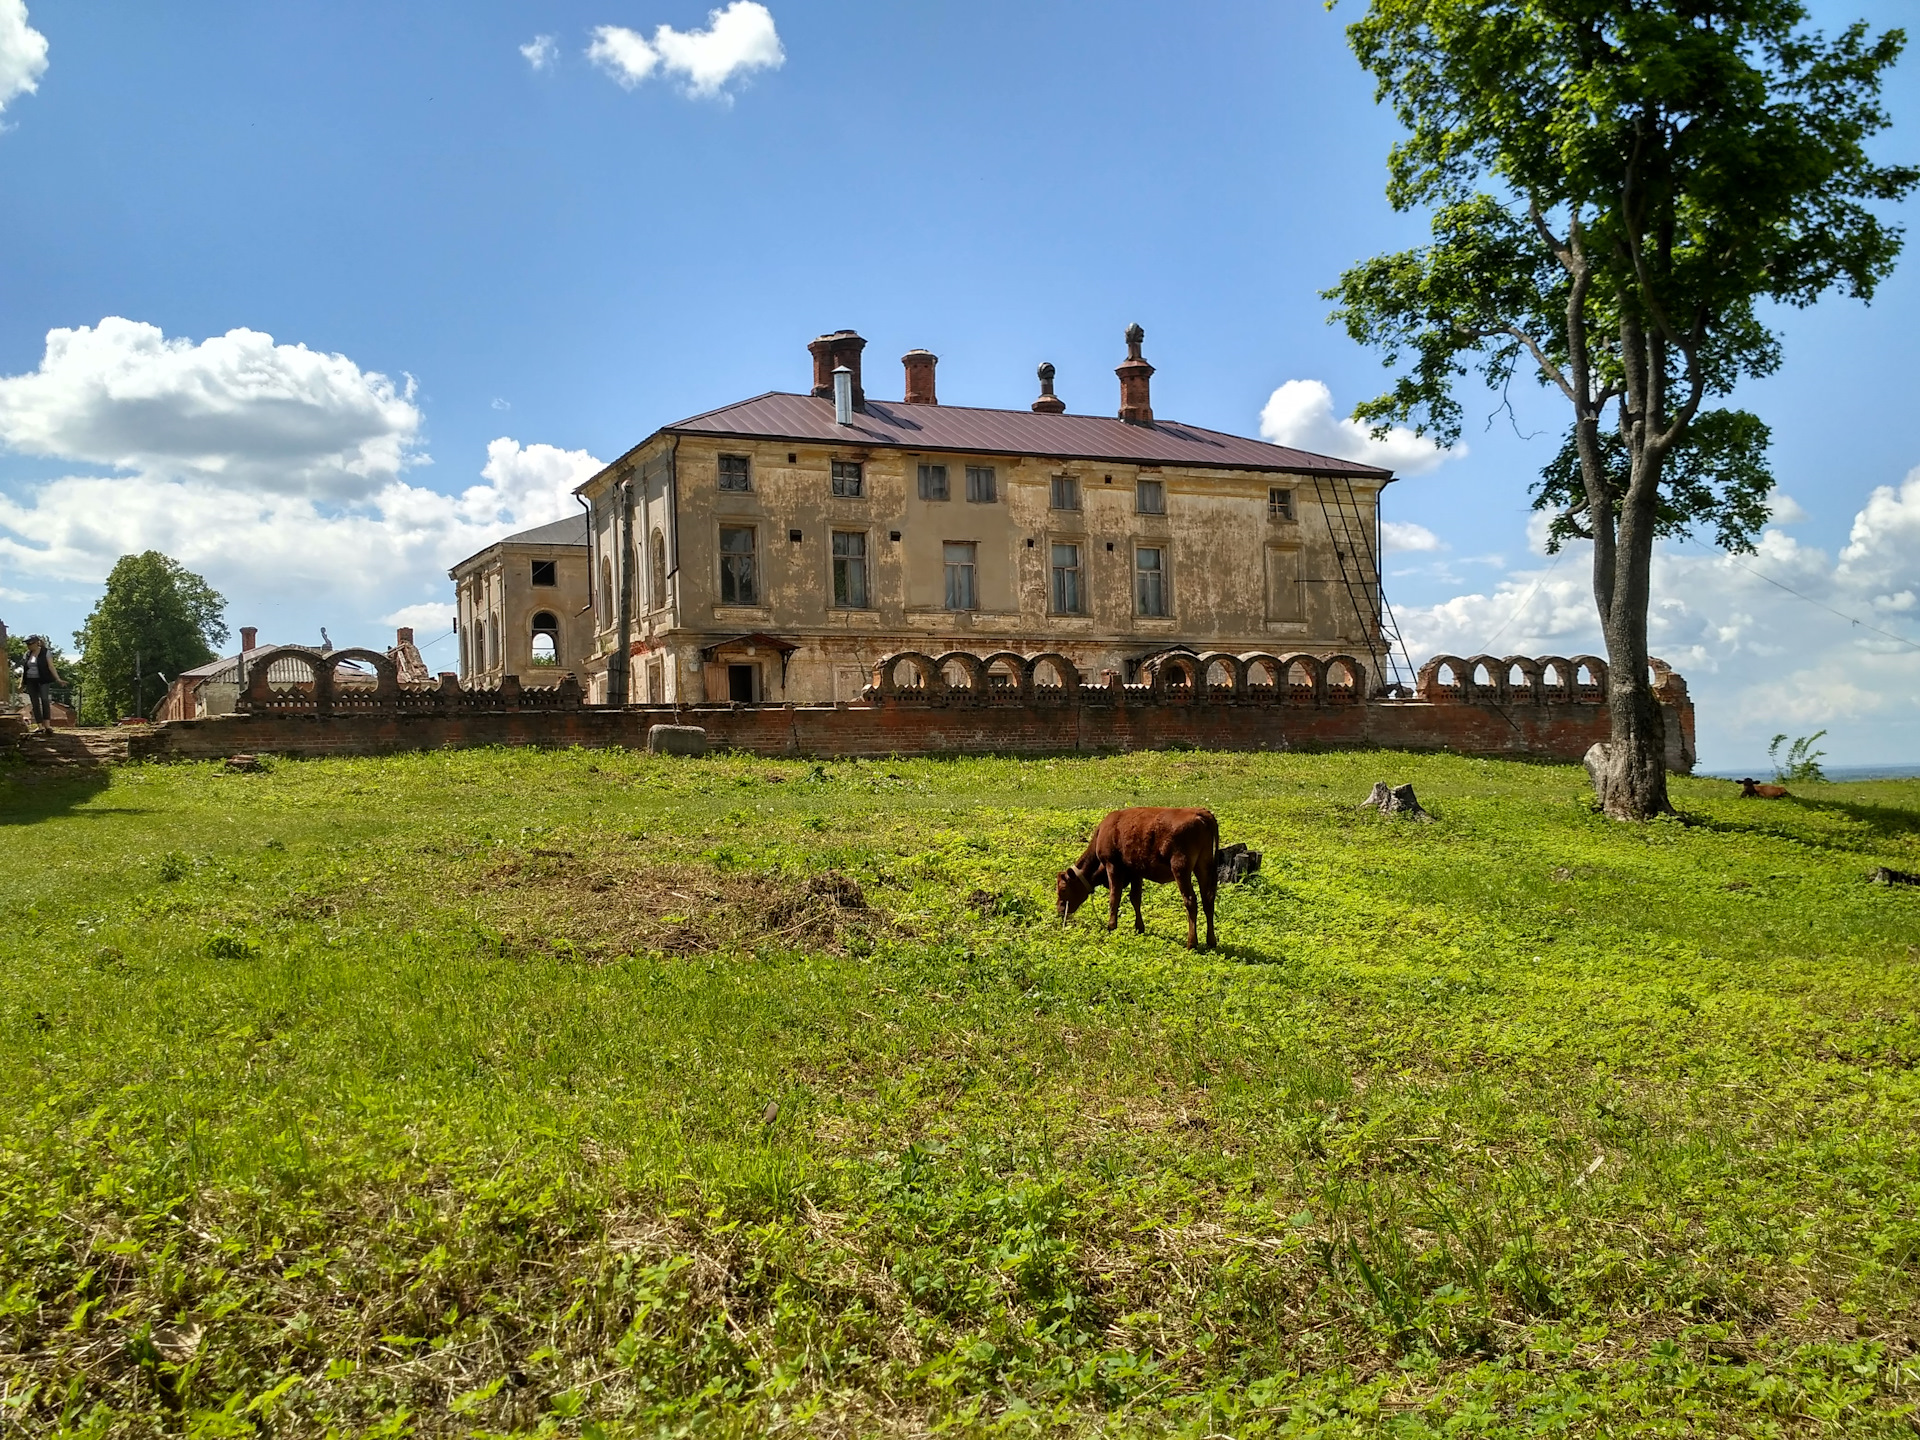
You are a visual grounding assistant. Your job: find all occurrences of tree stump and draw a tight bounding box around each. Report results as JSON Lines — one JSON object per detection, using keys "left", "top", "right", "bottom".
{"left": 1359, "top": 781, "right": 1434, "bottom": 822}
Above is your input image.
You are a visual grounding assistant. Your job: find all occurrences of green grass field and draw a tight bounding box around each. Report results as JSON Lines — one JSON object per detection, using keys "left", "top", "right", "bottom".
{"left": 1, "top": 746, "right": 1917, "bottom": 1437}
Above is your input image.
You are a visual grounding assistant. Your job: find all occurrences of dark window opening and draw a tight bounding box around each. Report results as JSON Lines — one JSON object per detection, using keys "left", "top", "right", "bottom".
{"left": 728, "top": 664, "right": 757, "bottom": 703}
{"left": 918, "top": 463, "right": 949, "bottom": 501}
{"left": 966, "top": 465, "right": 997, "bottom": 503}
{"left": 719, "top": 526, "right": 757, "bottom": 604}
{"left": 531, "top": 610, "right": 561, "bottom": 666}
{"left": 789, "top": 528, "right": 803, "bottom": 543}
{"left": 719, "top": 454, "right": 752, "bottom": 491}
{"left": 831, "top": 460, "right": 864, "bottom": 497}
{"left": 530, "top": 559, "right": 557, "bottom": 586}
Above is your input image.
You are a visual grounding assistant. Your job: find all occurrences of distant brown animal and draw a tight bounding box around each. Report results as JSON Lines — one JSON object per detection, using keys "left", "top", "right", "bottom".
{"left": 1738, "top": 778, "right": 1790, "bottom": 799}
{"left": 1056, "top": 806, "right": 1219, "bottom": 950}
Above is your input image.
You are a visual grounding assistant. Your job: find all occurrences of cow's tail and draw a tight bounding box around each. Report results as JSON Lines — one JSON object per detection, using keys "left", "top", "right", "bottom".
{"left": 1202, "top": 808, "right": 1220, "bottom": 864}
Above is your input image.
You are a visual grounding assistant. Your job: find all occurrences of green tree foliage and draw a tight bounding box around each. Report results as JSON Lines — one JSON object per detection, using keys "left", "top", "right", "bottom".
{"left": 1770, "top": 729, "right": 1828, "bottom": 784}
{"left": 1327, "top": 1, "right": 1915, "bottom": 817}
{"left": 71, "top": 552, "right": 228, "bottom": 723}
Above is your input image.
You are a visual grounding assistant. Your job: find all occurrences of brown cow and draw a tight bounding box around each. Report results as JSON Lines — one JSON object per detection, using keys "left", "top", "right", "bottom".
{"left": 1056, "top": 806, "right": 1220, "bottom": 950}
{"left": 1738, "top": 778, "right": 1790, "bottom": 799}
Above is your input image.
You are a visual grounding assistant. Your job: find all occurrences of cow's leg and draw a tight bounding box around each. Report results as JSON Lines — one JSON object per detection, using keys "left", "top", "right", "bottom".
{"left": 1199, "top": 855, "right": 1218, "bottom": 949}
{"left": 1130, "top": 878, "right": 1145, "bottom": 933}
{"left": 1106, "top": 862, "right": 1123, "bottom": 932}
{"left": 1172, "top": 858, "right": 1199, "bottom": 949}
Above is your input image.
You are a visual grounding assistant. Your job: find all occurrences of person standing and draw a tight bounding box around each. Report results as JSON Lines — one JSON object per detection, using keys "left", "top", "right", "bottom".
{"left": 19, "top": 636, "right": 61, "bottom": 732}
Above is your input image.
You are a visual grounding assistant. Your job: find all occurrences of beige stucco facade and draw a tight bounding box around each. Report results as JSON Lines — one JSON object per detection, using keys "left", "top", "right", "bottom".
{"left": 574, "top": 433, "right": 1391, "bottom": 707}
{"left": 450, "top": 519, "right": 596, "bottom": 686}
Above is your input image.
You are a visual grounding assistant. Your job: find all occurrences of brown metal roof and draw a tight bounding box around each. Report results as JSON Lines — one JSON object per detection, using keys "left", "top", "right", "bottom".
{"left": 660, "top": 392, "right": 1393, "bottom": 479}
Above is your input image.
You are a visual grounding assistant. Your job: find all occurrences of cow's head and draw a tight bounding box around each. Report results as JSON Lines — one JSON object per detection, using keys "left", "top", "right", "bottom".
{"left": 1055, "top": 862, "right": 1096, "bottom": 921}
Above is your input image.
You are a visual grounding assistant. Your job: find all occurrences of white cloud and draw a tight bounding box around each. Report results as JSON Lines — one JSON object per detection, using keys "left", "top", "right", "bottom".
{"left": 0, "top": 0, "right": 48, "bottom": 119}
{"left": 0, "top": 318, "right": 602, "bottom": 653}
{"left": 1390, "top": 469, "right": 1920, "bottom": 765}
{"left": 383, "top": 600, "right": 458, "bottom": 634}
{"left": 1767, "top": 492, "right": 1808, "bottom": 525}
{"left": 520, "top": 34, "right": 558, "bottom": 71}
{"left": 0, "top": 318, "right": 422, "bottom": 500}
{"left": 588, "top": 3, "right": 784, "bottom": 100}
{"left": 1383, "top": 520, "right": 1440, "bottom": 552}
{"left": 1259, "top": 379, "right": 1464, "bottom": 477}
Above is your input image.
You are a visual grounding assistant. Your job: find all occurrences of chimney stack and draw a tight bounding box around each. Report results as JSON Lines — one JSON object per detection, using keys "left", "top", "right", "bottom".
{"left": 1031, "top": 362, "right": 1066, "bottom": 414}
{"left": 901, "top": 349, "right": 938, "bottom": 405}
{"left": 833, "top": 366, "right": 854, "bottom": 425}
{"left": 1116, "top": 322, "right": 1154, "bottom": 425}
{"left": 240, "top": 626, "right": 258, "bottom": 652}
{"left": 808, "top": 330, "right": 866, "bottom": 411}
{"left": 396, "top": 627, "right": 415, "bottom": 645}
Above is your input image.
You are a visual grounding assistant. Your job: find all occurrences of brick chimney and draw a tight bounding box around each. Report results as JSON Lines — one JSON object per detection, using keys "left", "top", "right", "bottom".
{"left": 901, "top": 349, "right": 938, "bottom": 405}
{"left": 240, "top": 626, "right": 258, "bottom": 652}
{"left": 1032, "top": 361, "right": 1066, "bottom": 414}
{"left": 808, "top": 331, "right": 866, "bottom": 411}
{"left": 1116, "top": 323, "right": 1154, "bottom": 425}
{"left": 396, "top": 626, "right": 415, "bottom": 645}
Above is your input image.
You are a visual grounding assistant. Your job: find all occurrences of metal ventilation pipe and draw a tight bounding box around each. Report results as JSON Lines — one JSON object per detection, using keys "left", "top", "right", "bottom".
{"left": 833, "top": 365, "right": 854, "bottom": 425}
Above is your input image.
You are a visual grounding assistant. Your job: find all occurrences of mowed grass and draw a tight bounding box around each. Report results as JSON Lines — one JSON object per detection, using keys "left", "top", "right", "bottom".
{"left": 0, "top": 746, "right": 1917, "bottom": 1438}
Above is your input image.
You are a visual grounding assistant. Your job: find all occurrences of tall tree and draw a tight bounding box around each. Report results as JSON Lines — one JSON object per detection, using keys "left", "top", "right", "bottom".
{"left": 72, "top": 552, "right": 228, "bottom": 723}
{"left": 1327, "top": 0, "right": 1915, "bottom": 818}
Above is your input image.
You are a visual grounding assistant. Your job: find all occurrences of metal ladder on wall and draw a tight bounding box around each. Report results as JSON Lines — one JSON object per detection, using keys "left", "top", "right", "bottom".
{"left": 1312, "top": 477, "right": 1417, "bottom": 693}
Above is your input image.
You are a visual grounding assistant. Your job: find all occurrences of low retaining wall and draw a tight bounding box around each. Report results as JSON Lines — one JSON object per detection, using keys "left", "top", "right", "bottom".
{"left": 101, "top": 647, "right": 1695, "bottom": 770}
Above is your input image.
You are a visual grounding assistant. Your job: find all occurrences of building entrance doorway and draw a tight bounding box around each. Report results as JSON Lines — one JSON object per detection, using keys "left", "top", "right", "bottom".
{"left": 728, "top": 664, "right": 757, "bottom": 703}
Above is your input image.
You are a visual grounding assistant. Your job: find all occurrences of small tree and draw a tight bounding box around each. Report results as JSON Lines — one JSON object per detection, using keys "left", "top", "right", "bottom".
{"left": 72, "top": 552, "right": 228, "bottom": 723}
{"left": 1769, "top": 730, "right": 1828, "bottom": 784}
{"left": 1327, "top": 0, "right": 1914, "bottom": 818}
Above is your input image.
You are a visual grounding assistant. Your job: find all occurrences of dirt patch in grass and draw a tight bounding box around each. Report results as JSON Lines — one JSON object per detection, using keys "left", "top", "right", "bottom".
{"left": 475, "top": 853, "right": 889, "bottom": 959}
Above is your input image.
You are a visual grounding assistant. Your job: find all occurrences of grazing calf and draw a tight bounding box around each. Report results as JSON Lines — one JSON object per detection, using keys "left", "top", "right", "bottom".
{"left": 1738, "top": 778, "right": 1790, "bottom": 799}
{"left": 1056, "top": 807, "right": 1219, "bottom": 950}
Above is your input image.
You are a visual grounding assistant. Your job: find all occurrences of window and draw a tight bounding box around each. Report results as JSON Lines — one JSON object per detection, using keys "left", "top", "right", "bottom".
{"left": 1269, "top": 487, "right": 1295, "bottom": 520}
{"left": 832, "top": 531, "right": 869, "bottom": 608}
{"left": 1050, "top": 474, "right": 1081, "bottom": 510}
{"left": 1050, "top": 542, "right": 1083, "bottom": 613}
{"left": 531, "top": 559, "right": 557, "bottom": 586}
{"left": 966, "top": 465, "right": 997, "bottom": 503}
{"left": 1135, "top": 546, "right": 1168, "bottom": 616}
{"left": 918, "top": 463, "right": 949, "bottom": 501}
{"left": 1135, "top": 479, "right": 1165, "bottom": 515}
{"left": 600, "top": 558, "right": 614, "bottom": 625}
{"left": 943, "top": 542, "right": 978, "bottom": 611}
{"left": 719, "top": 526, "right": 757, "bottom": 604}
{"left": 531, "top": 611, "right": 561, "bottom": 666}
{"left": 650, "top": 531, "right": 667, "bottom": 610}
{"left": 832, "top": 460, "right": 864, "bottom": 497}
{"left": 728, "top": 664, "right": 757, "bottom": 703}
{"left": 719, "top": 454, "right": 751, "bottom": 491}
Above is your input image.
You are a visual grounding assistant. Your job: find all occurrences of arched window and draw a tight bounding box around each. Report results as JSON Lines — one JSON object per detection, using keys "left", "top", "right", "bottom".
{"left": 489, "top": 616, "right": 501, "bottom": 670}
{"left": 651, "top": 531, "right": 668, "bottom": 612}
{"left": 531, "top": 611, "right": 560, "bottom": 667}
{"left": 600, "top": 558, "right": 614, "bottom": 626}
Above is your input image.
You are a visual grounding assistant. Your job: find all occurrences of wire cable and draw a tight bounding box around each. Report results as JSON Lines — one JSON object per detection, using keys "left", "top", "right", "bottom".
{"left": 1727, "top": 560, "right": 1920, "bottom": 652}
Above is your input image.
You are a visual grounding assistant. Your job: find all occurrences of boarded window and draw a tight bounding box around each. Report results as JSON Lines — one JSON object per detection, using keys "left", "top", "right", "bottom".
{"left": 719, "top": 526, "right": 757, "bottom": 604}
{"left": 1266, "top": 547, "right": 1304, "bottom": 621}
{"left": 831, "top": 460, "right": 864, "bottom": 497}
{"left": 1049, "top": 475, "right": 1080, "bottom": 511}
{"left": 719, "top": 454, "right": 751, "bottom": 491}
{"left": 1050, "top": 542, "right": 1083, "bottom": 613}
{"left": 965, "top": 465, "right": 997, "bottom": 503}
{"left": 944, "top": 542, "right": 977, "bottom": 611}
{"left": 1135, "top": 479, "right": 1165, "bottom": 515}
{"left": 1135, "top": 546, "right": 1168, "bottom": 616}
{"left": 650, "top": 531, "right": 668, "bottom": 609}
{"left": 918, "top": 463, "right": 950, "bottom": 501}
{"left": 832, "top": 531, "right": 869, "bottom": 608}
{"left": 530, "top": 559, "right": 557, "bottom": 586}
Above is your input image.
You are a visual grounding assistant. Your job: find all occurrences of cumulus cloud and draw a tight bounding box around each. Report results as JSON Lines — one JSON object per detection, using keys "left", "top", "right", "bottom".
{"left": 588, "top": 2, "right": 783, "bottom": 99}
{"left": 1383, "top": 521, "right": 1440, "bottom": 553}
{"left": 1390, "top": 469, "right": 1920, "bottom": 763}
{"left": 0, "top": 318, "right": 602, "bottom": 652}
{"left": 519, "top": 34, "right": 558, "bottom": 71}
{"left": 0, "top": 0, "right": 48, "bottom": 120}
{"left": 0, "top": 318, "right": 422, "bottom": 499}
{"left": 1260, "top": 379, "right": 1464, "bottom": 477}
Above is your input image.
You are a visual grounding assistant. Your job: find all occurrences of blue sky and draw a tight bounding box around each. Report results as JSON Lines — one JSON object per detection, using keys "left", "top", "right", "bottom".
{"left": 0, "top": 0, "right": 1915, "bottom": 767}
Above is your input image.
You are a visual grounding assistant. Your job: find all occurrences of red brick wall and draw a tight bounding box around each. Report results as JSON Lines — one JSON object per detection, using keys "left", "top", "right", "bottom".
{"left": 138, "top": 692, "right": 1690, "bottom": 768}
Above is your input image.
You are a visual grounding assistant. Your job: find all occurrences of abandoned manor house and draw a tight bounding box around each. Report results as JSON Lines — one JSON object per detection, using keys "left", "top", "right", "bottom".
{"left": 451, "top": 326, "right": 1406, "bottom": 706}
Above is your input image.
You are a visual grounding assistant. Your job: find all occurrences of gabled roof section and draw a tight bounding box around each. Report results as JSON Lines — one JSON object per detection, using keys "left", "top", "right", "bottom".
{"left": 660, "top": 392, "right": 1393, "bottom": 479}
{"left": 499, "top": 514, "right": 590, "bottom": 547}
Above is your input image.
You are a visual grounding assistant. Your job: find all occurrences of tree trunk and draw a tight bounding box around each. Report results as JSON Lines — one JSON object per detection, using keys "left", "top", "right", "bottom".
{"left": 1595, "top": 478, "right": 1673, "bottom": 819}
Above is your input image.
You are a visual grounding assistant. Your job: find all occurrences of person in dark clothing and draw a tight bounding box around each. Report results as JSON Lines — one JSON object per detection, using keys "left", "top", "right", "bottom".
{"left": 19, "top": 636, "right": 62, "bottom": 731}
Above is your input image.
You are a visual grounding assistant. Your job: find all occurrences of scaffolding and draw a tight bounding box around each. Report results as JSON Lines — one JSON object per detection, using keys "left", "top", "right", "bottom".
{"left": 1311, "top": 477, "right": 1417, "bottom": 694}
